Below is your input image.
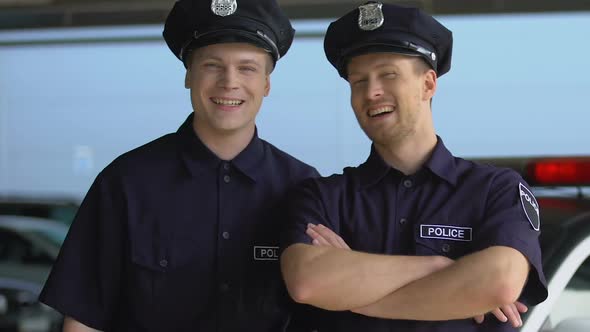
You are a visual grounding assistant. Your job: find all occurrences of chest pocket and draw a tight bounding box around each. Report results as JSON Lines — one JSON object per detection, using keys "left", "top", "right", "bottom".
{"left": 414, "top": 222, "right": 473, "bottom": 260}
{"left": 126, "top": 221, "right": 217, "bottom": 330}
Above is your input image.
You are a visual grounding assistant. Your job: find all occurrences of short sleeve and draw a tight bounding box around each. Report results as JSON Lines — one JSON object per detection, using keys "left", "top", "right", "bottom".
{"left": 279, "top": 179, "right": 338, "bottom": 254}
{"left": 39, "top": 169, "right": 126, "bottom": 330}
{"left": 475, "top": 170, "right": 548, "bottom": 305}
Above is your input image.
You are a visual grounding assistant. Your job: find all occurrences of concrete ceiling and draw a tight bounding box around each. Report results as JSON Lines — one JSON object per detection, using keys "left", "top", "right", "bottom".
{"left": 2, "top": 0, "right": 590, "bottom": 30}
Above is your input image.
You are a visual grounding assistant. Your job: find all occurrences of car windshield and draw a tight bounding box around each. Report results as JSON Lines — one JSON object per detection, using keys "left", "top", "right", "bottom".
{"left": 0, "top": 216, "right": 69, "bottom": 250}
{"left": 24, "top": 229, "right": 67, "bottom": 247}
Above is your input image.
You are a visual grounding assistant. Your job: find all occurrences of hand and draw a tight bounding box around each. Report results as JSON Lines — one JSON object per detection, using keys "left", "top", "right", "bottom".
{"left": 306, "top": 223, "right": 350, "bottom": 250}
{"left": 474, "top": 301, "right": 528, "bottom": 328}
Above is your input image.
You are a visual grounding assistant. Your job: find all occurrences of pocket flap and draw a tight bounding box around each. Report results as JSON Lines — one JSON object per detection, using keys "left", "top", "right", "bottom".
{"left": 129, "top": 224, "right": 167, "bottom": 272}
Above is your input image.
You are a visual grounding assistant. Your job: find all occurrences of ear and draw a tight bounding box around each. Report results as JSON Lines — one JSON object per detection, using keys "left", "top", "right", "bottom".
{"left": 184, "top": 69, "right": 191, "bottom": 89}
{"left": 423, "top": 69, "right": 437, "bottom": 101}
{"left": 264, "top": 74, "right": 271, "bottom": 97}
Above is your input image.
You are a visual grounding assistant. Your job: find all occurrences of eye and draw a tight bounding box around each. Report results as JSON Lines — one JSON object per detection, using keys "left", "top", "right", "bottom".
{"left": 202, "top": 62, "right": 221, "bottom": 70}
{"left": 239, "top": 66, "right": 258, "bottom": 73}
{"left": 383, "top": 72, "right": 397, "bottom": 79}
{"left": 351, "top": 78, "right": 367, "bottom": 86}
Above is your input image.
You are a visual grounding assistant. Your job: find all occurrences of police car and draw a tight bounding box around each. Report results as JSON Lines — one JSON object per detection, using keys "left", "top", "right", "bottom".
{"left": 475, "top": 156, "right": 590, "bottom": 332}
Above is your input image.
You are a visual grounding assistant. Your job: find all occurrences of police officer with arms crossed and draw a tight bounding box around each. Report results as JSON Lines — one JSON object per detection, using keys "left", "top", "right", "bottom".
{"left": 281, "top": 2, "right": 547, "bottom": 331}
{"left": 39, "top": 0, "right": 318, "bottom": 331}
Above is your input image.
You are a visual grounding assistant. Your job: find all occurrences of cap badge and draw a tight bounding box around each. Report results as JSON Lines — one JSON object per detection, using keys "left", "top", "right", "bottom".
{"left": 358, "top": 2, "right": 384, "bottom": 31}
{"left": 211, "top": 0, "right": 237, "bottom": 17}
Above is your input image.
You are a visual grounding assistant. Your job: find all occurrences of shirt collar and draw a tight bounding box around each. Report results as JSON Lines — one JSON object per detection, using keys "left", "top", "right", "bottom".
{"left": 423, "top": 136, "right": 458, "bottom": 186}
{"left": 177, "top": 113, "right": 265, "bottom": 182}
{"left": 357, "top": 136, "right": 458, "bottom": 189}
{"left": 357, "top": 145, "right": 394, "bottom": 189}
{"left": 231, "top": 130, "right": 265, "bottom": 182}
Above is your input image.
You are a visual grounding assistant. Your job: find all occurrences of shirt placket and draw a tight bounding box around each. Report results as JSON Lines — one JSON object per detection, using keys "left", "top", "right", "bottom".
{"left": 217, "top": 161, "right": 234, "bottom": 331}
{"left": 396, "top": 175, "right": 416, "bottom": 254}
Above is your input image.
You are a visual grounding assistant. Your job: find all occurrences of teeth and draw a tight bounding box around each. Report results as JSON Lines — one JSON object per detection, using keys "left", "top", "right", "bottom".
{"left": 213, "top": 98, "right": 243, "bottom": 106}
{"left": 368, "top": 106, "right": 394, "bottom": 117}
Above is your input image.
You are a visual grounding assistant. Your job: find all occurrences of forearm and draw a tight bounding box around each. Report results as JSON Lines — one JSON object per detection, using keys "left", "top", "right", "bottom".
{"left": 63, "top": 317, "right": 102, "bottom": 332}
{"left": 354, "top": 246, "right": 530, "bottom": 320}
{"left": 281, "top": 243, "right": 449, "bottom": 311}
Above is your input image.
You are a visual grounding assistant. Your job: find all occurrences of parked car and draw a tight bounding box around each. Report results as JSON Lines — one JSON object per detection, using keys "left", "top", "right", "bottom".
{"left": 0, "top": 196, "right": 79, "bottom": 226}
{"left": 0, "top": 271, "right": 63, "bottom": 332}
{"left": 0, "top": 215, "right": 68, "bottom": 265}
{"left": 0, "top": 215, "right": 68, "bottom": 332}
{"left": 475, "top": 156, "right": 590, "bottom": 332}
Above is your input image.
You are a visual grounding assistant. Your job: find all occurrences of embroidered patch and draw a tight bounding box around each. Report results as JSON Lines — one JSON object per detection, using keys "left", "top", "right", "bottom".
{"left": 420, "top": 225, "right": 473, "bottom": 242}
{"left": 211, "top": 0, "right": 237, "bottom": 17}
{"left": 358, "top": 2, "right": 384, "bottom": 31}
{"left": 253, "top": 246, "right": 279, "bottom": 261}
{"left": 519, "top": 183, "right": 540, "bottom": 231}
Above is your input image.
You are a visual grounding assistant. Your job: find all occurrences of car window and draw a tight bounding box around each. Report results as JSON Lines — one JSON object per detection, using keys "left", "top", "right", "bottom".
{"left": 0, "top": 229, "right": 30, "bottom": 263}
{"left": 26, "top": 230, "right": 66, "bottom": 247}
{"left": 0, "top": 229, "right": 54, "bottom": 265}
{"left": 0, "top": 203, "right": 77, "bottom": 226}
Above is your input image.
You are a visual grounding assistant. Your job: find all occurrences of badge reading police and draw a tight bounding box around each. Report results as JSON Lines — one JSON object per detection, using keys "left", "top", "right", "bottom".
{"left": 519, "top": 183, "right": 540, "bottom": 231}
{"left": 211, "top": 0, "right": 237, "bottom": 17}
{"left": 358, "top": 2, "right": 384, "bottom": 31}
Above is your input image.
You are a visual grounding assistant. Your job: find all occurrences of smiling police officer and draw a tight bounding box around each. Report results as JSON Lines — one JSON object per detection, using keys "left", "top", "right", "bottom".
{"left": 39, "top": 0, "right": 318, "bottom": 331}
{"left": 281, "top": 2, "right": 547, "bottom": 331}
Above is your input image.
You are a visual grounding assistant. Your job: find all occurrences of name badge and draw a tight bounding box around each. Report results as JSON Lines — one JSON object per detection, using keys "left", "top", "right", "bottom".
{"left": 254, "top": 246, "right": 279, "bottom": 261}
{"left": 420, "top": 225, "right": 473, "bottom": 242}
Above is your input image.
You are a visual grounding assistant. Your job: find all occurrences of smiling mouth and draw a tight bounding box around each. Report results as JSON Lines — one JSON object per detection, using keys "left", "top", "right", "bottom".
{"left": 212, "top": 98, "right": 244, "bottom": 106}
{"left": 368, "top": 106, "right": 395, "bottom": 118}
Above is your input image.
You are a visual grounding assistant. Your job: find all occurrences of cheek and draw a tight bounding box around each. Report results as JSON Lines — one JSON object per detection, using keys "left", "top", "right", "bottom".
{"left": 187, "top": 73, "right": 203, "bottom": 90}
{"left": 249, "top": 78, "right": 269, "bottom": 99}
{"left": 350, "top": 90, "right": 362, "bottom": 109}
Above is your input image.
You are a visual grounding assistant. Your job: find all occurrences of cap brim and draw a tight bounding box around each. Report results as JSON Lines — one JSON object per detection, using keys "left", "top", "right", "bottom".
{"left": 183, "top": 30, "right": 274, "bottom": 63}
{"left": 336, "top": 42, "right": 436, "bottom": 78}
{"left": 343, "top": 43, "right": 424, "bottom": 62}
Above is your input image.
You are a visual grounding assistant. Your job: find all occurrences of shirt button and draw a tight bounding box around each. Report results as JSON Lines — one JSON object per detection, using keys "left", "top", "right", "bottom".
{"left": 219, "top": 283, "right": 230, "bottom": 292}
{"left": 399, "top": 218, "right": 408, "bottom": 225}
{"left": 159, "top": 259, "right": 168, "bottom": 268}
{"left": 442, "top": 244, "right": 451, "bottom": 253}
{"left": 403, "top": 179, "right": 413, "bottom": 188}
{"left": 223, "top": 175, "right": 231, "bottom": 183}
{"left": 222, "top": 231, "right": 230, "bottom": 240}
{"left": 223, "top": 163, "right": 230, "bottom": 171}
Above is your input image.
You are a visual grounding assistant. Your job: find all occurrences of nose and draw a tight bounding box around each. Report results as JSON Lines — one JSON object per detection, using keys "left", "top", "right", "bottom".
{"left": 365, "top": 77, "right": 384, "bottom": 100}
{"left": 218, "top": 67, "right": 239, "bottom": 90}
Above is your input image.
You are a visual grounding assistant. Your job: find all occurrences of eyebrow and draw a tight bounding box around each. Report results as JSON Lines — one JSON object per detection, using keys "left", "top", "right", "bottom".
{"left": 236, "top": 59, "right": 263, "bottom": 67}
{"left": 348, "top": 62, "right": 399, "bottom": 77}
{"left": 198, "top": 55, "right": 263, "bottom": 67}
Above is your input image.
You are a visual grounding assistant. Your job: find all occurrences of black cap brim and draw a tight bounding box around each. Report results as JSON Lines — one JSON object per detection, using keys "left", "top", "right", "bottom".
{"left": 181, "top": 29, "right": 276, "bottom": 67}
{"left": 339, "top": 43, "right": 436, "bottom": 78}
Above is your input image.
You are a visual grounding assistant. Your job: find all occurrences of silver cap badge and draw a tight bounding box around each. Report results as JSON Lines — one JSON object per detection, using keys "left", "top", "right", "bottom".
{"left": 358, "top": 2, "right": 384, "bottom": 31}
{"left": 211, "top": 0, "right": 238, "bottom": 17}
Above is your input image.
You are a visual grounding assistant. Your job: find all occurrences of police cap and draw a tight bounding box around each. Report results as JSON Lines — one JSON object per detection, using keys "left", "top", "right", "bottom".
{"left": 163, "top": 0, "right": 295, "bottom": 68}
{"left": 324, "top": 1, "right": 453, "bottom": 79}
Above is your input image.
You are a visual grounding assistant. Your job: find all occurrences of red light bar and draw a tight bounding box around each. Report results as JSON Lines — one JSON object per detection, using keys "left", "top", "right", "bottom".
{"left": 526, "top": 158, "right": 590, "bottom": 186}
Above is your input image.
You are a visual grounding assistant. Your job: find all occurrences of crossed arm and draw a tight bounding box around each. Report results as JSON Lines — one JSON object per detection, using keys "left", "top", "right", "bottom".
{"left": 63, "top": 317, "right": 101, "bottom": 332}
{"left": 281, "top": 223, "right": 530, "bottom": 327}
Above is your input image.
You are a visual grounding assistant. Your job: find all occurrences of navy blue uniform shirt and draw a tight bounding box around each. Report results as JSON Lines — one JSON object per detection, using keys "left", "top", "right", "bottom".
{"left": 40, "top": 114, "right": 318, "bottom": 332}
{"left": 282, "top": 137, "right": 547, "bottom": 332}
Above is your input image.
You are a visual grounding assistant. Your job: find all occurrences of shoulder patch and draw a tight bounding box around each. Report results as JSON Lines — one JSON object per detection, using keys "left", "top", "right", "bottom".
{"left": 519, "top": 183, "right": 540, "bottom": 231}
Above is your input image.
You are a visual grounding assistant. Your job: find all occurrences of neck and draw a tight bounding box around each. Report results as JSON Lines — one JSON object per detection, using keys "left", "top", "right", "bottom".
{"left": 374, "top": 131, "right": 438, "bottom": 176}
{"left": 192, "top": 119, "right": 255, "bottom": 161}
